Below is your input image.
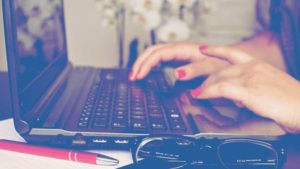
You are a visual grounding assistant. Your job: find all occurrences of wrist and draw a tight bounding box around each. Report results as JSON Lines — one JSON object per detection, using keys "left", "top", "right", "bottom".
{"left": 278, "top": 81, "right": 300, "bottom": 133}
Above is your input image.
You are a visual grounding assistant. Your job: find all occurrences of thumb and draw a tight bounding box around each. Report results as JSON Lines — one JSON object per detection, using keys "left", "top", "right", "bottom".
{"left": 193, "top": 81, "right": 249, "bottom": 106}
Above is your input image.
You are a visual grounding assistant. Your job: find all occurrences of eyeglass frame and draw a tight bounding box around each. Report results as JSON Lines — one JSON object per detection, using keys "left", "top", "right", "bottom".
{"left": 130, "top": 134, "right": 287, "bottom": 169}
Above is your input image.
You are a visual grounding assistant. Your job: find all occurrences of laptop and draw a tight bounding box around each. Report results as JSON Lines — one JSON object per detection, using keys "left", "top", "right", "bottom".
{"left": 2, "top": 0, "right": 283, "bottom": 148}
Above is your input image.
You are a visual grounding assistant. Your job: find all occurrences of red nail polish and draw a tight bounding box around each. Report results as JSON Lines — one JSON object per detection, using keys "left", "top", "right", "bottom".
{"left": 191, "top": 88, "right": 202, "bottom": 97}
{"left": 177, "top": 69, "right": 186, "bottom": 79}
{"left": 199, "top": 44, "right": 208, "bottom": 53}
{"left": 129, "top": 71, "right": 134, "bottom": 80}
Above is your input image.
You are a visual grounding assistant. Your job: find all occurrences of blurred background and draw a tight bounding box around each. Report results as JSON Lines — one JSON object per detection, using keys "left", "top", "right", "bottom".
{"left": 0, "top": 0, "right": 265, "bottom": 71}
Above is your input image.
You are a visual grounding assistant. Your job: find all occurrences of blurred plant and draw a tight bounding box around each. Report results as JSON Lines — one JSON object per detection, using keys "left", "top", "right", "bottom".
{"left": 95, "top": 0, "right": 204, "bottom": 42}
{"left": 130, "top": 0, "right": 201, "bottom": 42}
{"left": 95, "top": 0, "right": 203, "bottom": 67}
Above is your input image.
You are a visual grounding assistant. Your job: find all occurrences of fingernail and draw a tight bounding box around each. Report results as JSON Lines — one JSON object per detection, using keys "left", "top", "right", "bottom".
{"left": 190, "top": 88, "right": 202, "bottom": 97}
{"left": 176, "top": 69, "right": 186, "bottom": 79}
{"left": 199, "top": 44, "right": 208, "bottom": 53}
{"left": 129, "top": 71, "right": 134, "bottom": 80}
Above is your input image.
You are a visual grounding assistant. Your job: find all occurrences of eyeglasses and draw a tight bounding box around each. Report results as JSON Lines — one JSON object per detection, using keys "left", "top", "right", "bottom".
{"left": 131, "top": 135, "right": 286, "bottom": 169}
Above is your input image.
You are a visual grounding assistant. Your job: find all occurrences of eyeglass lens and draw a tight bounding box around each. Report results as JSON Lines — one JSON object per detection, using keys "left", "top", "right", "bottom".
{"left": 218, "top": 141, "right": 279, "bottom": 169}
{"left": 135, "top": 137, "right": 195, "bottom": 168}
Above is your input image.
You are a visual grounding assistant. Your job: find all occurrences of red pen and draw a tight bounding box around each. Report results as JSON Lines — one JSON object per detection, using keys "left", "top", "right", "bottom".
{"left": 0, "top": 140, "right": 119, "bottom": 166}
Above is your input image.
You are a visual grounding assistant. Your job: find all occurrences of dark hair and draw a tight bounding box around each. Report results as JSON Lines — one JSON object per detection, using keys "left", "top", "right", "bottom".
{"left": 256, "top": 0, "right": 282, "bottom": 33}
{"left": 269, "top": 0, "right": 282, "bottom": 33}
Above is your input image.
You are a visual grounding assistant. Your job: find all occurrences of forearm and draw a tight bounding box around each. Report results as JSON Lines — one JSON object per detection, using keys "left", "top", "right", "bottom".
{"left": 232, "top": 31, "right": 287, "bottom": 71}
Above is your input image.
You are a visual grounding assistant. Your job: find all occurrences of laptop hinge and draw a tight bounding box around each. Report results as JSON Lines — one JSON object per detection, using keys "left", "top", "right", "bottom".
{"left": 15, "top": 120, "right": 30, "bottom": 135}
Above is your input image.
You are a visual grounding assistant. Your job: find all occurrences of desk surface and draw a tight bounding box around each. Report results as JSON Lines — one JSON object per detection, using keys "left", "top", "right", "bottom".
{"left": 0, "top": 119, "right": 300, "bottom": 169}
{"left": 0, "top": 119, "right": 132, "bottom": 169}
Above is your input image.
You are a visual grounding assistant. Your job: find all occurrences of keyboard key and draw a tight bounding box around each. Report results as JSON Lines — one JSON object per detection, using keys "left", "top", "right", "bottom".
{"left": 131, "top": 115, "right": 146, "bottom": 120}
{"left": 132, "top": 111, "right": 145, "bottom": 116}
{"left": 115, "top": 107, "right": 127, "bottom": 111}
{"left": 149, "top": 113, "right": 163, "bottom": 118}
{"left": 148, "top": 109, "right": 162, "bottom": 115}
{"left": 170, "top": 113, "right": 180, "bottom": 118}
{"left": 170, "top": 122, "right": 186, "bottom": 131}
{"left": 95, "top": 112, "right": 109, "bottom": 118}
{"left": 115, "top": 111, "right": 127, "bottom": 116}
{"left": 78, "top": 122, "right": 88, "bottom": 127}
{"left": 151, "top": 123, "right": 166, "bottom": 130}
{"left": 93, "top": 122, "right": 107, "bottom": 128}
{"left": 80, "top": 117, "right": 89, "bottom": 121}
{"left": 93, "top": 118, "right": 108, "bottom": 128}
{"left": 112, "top": 121, "right": 128, "bottom": 128}
{"left": 132, "top": 120, "right": 147, "bottom": 130}
{"left": 114, "top": 115, "right": 127, "bottom": 120}
{"left": 132, "top": 107, "right": 145, "bottom": 112}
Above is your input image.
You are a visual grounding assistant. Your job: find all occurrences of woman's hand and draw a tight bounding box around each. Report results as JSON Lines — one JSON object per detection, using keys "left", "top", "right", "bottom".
{"left": 129, "top": 42, "right": 229, "bottom": 81}
{"left": 191, "top": 46, "right": 300, "bottom": 133}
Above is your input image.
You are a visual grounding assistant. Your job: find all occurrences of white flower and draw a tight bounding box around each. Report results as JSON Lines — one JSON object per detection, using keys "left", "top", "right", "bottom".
{"left": 157, "top": 17, "right": 191, "bottom": 42}
{"left": 167, "top": 0, "right": 197, "bottom": 9}
{"left": 129, "top": 0, "right": 163, "bottom": 12}
{"left": 17, "top": 29, "right": 35, "bottom": 50}
{"left": 21, "top": 0, "right": 55, "bottom": 19}
{"left": 132, "top": 10, "right": 161, "bottom": 31}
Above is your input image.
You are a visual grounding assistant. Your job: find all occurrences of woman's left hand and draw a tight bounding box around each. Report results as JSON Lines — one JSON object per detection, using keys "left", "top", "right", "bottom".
{"left": 191, "top": 46, "right": 300, "bottom": 133}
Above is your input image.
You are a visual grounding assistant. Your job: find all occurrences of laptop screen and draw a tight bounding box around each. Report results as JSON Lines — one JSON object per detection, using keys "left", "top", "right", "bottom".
{"left": 6, "top": 0, "right": 68, "bottom": 115}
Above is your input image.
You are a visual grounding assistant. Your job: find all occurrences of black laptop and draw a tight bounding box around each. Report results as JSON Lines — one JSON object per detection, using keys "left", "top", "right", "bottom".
{"left": 3, "top": 0, "right": 278, "bottom": 148}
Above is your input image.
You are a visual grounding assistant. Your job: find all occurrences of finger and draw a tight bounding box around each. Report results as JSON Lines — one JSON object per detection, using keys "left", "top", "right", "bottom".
{"left": 174, "top": 57, "right": 229, "bottom": 80}
{"left": 201, "top": 46, "right": 254, "bottom": 64}
{"left": 135, "top": 43, "right": 204, "bottom": 80}
{"left": 193, "top": 81, "right": 249, "bottom": 104}
{"left": 199, "top": 65, "right": 244, "bottom": 89}
{"left": 130, "top": 44, "right": 168, "bottom": 80}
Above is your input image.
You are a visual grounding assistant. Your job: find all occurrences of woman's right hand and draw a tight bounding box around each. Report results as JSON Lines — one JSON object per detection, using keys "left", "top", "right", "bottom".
{"left": 129, "top": 42, "right": 229, "bottom": 81}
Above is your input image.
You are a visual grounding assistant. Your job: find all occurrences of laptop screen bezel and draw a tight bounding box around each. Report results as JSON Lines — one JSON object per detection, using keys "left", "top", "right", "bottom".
{"left": 3, "top": 0, "right": 69, "bottom": 128}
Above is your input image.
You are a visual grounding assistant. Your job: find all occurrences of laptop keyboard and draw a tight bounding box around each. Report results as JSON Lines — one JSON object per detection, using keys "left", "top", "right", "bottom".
{"left": 77, "top": 69, "right": 187, "bottom": 132}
